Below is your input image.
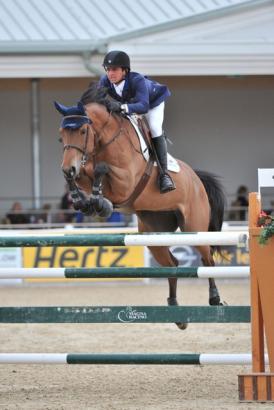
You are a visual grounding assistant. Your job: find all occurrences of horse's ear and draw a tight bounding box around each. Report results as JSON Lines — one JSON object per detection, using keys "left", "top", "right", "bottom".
{"left": 77, "top": 101, "right": 86, "bottom": 115}
{"left": 54, "top": 101, "right": 68, "bottom": 115}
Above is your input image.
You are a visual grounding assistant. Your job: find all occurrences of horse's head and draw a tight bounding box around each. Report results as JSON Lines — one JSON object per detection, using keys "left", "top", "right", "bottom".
{"left": 55, "top": 101, "right": 95, "bottom": 181}
{"left": 54, "top": 100, "right": 113, "bottom": 218}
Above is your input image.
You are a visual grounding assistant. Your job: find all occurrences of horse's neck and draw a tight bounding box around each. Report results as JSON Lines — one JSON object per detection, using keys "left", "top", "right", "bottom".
{"left": 86, "top": 102, "right": 145, "bottom": 175}
{"left": 86, "top": 104, "right": 137, "bottom": 164}
{"left": 102, "top": 124, "right": 146, "bottom": 203}
{"left": 85, "top": 103, "right": 109, "bottom": 133}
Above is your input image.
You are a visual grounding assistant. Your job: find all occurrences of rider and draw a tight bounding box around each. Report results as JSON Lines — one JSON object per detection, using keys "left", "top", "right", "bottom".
{"left": 99, "top": 50, "right": 175, "bottom": 194}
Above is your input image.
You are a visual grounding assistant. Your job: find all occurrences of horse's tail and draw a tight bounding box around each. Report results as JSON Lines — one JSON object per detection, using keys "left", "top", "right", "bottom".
{"left": 195, "top": 170, "right": 226, "bottom": 253}
{"left": 195, "top": 170, "right": 226, "bottom": 255}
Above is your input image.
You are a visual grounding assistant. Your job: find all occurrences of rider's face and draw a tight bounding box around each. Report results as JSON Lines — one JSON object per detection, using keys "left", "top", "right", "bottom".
{"left": 105, "top": 66, "right": 126, "bottom": 84}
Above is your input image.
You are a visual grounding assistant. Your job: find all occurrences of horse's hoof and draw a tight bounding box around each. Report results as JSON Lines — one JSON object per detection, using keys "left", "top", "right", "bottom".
{"left": 176, "top": 322, "right": 188, "bottom": 330}
{"left": 209, "top": 294, "right": 221, "bottom": 305}
{"left": 167, "top": 297, "right": 188, "bottom": 330}
{"left": 209, "top": 297, "right": 228, "bottom": 306}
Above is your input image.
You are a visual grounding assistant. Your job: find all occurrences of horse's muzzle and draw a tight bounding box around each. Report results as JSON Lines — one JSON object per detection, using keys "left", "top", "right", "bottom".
{"left": 62, "top": 166, "right": 76, "bottom": 180}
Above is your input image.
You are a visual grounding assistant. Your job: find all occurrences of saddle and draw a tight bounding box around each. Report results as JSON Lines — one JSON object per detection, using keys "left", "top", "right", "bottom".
{"left": 126, "top": 114, "right": 153, "bottom": 159}
{"left": 127, "top": 115, "right": 180, "bottom": 172}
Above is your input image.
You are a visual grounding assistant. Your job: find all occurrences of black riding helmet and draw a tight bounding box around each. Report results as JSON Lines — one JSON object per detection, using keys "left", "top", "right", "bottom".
{"left": 103, "top": 50, "right": 130, "bottom": 71}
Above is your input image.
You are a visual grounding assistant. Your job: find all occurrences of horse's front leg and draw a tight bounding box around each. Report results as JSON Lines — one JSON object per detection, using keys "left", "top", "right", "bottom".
{"left": 89, "top": 162, "right": 113, "bottom": 218}
{"left": 66, "top": 178, "right": 95, "bottom": 215}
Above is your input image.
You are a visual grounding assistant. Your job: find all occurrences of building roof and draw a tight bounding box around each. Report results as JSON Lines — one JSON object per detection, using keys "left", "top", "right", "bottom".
{"left": 0, "top": 0, "right": 268, "bottom": 52}
{"left": 0, "top": 0, "right": 273, "bottom": 77}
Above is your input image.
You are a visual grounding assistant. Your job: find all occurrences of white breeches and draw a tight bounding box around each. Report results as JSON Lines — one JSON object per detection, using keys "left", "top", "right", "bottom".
{"left": 145, "top": 102, "right": 165, "bottom": 138}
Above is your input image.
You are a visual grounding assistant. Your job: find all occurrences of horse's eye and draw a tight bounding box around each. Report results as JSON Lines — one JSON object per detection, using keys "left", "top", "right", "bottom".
{"left": 58, "top": 137, "right": 62, "bottom": 143}
{"left": 80, "top": 129, "right": 86, "bottom": 135}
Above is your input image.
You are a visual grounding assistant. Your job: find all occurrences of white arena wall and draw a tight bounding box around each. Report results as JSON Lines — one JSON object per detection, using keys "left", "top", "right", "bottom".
{"left": 0, "top": 76, "right": 273, "bottom": 211}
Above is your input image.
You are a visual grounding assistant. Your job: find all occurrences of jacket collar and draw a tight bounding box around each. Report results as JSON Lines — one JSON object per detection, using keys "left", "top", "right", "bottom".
{"left": 108, "top": 73, "right": 130, "bottom": 102}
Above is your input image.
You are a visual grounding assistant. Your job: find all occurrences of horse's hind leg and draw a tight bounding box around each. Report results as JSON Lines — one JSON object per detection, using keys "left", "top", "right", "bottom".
{"left": 136, "top": 212, "right": 187, "bottom": 330}
{"left": 183, "top": 207, "right": 224, "bottom": 306}
{"left": 197, "top": 245, "right": 224, "bottom": 305}
{"left": 147, "top": 245, "right": 188, "bottom": 330}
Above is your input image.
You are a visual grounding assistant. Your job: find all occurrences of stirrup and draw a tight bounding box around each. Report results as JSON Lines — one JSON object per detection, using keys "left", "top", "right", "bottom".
{"left": 159, "top": 173, "right": 176, "bottom": 194}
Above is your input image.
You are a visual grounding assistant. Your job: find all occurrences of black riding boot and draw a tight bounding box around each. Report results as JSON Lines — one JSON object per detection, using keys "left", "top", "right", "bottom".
{"left": 152, "top": 135, "right": 176, "bottom": 194}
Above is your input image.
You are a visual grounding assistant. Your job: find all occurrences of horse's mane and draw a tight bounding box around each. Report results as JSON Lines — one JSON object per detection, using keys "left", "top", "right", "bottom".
{"left": 80, "top": 82, "right": 110, "bottom": 109}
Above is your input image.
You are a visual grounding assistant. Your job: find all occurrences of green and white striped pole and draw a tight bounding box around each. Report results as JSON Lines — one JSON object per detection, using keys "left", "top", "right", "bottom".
{"left": 0, "top": 266, "right": 250, "bottom": 279}
{"left": 0, "top": 231, "right": 247, "bottom": 247}
{"left": 0, "top": 353, "right": 268, "bottom": 365}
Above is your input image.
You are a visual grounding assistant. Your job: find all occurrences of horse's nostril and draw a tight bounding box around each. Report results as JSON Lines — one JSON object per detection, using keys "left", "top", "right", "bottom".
{"left": 63, "top": 166, "right": 76, "bottom": 179}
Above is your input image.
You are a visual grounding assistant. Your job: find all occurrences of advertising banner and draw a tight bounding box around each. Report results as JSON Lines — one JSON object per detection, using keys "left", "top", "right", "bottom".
{"left": 23, "top": 245, "right": 144, "bottom": 268}
{"left": 0, "top": 247, "right": 22, "bottom": 285}
{"left": 0, "top": 248, "right": 21, "bottom": 268}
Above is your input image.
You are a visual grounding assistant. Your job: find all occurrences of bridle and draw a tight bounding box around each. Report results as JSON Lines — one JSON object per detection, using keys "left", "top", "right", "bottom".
{"left": 61, "top": 112, "right": 124, "bottom": 168}
{"left": 61, "top": 115, "right": 91, "bottom": 166}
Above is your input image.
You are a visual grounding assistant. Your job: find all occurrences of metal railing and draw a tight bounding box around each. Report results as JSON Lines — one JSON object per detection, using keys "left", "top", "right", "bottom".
{"left": 0, "top": 208, "right": 136, "bottom": 229}
{"left": 0, "top": 207, "right": 251, "bottom": 230}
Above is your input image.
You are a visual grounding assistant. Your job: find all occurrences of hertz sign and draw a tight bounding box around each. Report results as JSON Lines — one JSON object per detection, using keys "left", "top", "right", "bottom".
{"left": 23, "top": 245, "right": 144, "bottom": 283}
{"left": 23, "top": 245, "right": 144, "bottom": 268}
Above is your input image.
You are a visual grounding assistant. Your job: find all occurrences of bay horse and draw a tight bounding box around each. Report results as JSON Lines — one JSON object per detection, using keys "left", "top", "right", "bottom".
{"left": 55, "top": 84, "right": 226, "bottom": 330}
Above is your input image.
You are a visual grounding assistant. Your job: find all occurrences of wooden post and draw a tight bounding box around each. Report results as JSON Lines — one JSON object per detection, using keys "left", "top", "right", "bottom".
{"left": 239, "top": 192, "right": 274, "bottom": 402}
{"left": 249, "top": 193, "right": 265, "bottom": 372}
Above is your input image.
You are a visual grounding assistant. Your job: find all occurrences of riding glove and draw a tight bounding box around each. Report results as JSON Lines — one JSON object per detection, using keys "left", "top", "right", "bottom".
{"left": 110, "top": 101, "right": 128, "bottom": 114}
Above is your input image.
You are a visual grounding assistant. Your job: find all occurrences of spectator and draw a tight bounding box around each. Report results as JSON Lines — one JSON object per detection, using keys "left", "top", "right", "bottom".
{"left": 37, "top": 203, "right": 52, "bottom": 224}
{"left": 6, "top": 201, "right": 29, "bottom": 224}
{"left": 229, "top": 185, "right": 249, "bottom": 221}
{"left": 59, "top": 184, "right": 74, "bottom": 222}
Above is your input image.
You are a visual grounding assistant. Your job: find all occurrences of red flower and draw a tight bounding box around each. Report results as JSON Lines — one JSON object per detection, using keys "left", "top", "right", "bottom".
{"left": 257, "top": 211, "right": 274, "bottom": 227}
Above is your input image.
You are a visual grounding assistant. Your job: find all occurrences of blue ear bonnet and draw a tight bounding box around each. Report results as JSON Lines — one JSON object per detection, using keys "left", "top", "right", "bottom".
{"left": 61, "top": 116, "right": 91, "bottom": 129}
{"left": 54, "top": 101, "right": 92, "bottom": 129}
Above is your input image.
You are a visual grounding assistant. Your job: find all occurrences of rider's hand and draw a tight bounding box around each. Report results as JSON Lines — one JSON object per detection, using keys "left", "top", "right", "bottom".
{"left": 110, "top": 101, "right": 122, "bottom": 113}
{"left": 110, "top": 101, "right": 128, "bottom": 115}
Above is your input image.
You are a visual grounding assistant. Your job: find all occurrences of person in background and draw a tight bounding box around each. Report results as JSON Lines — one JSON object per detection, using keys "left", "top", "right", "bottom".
{"left": 36, "top": 203, "right": 52, "bottom": 224}
{"left": 59, "top": 184, "right": 74, "bottom": 222}
{"left": 6, "top": 201, "right": 29, "bottom": 224}
{"left": 230, "top": 185, "right": 249, "bottom": 221}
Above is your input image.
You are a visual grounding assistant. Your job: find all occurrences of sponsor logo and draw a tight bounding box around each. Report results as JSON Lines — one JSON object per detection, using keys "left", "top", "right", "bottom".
{"left": 118, "top": 306, "right": 147, "bottom": 323}
{"left": 23, "top": 246, "right": 144, "bottom": 268}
